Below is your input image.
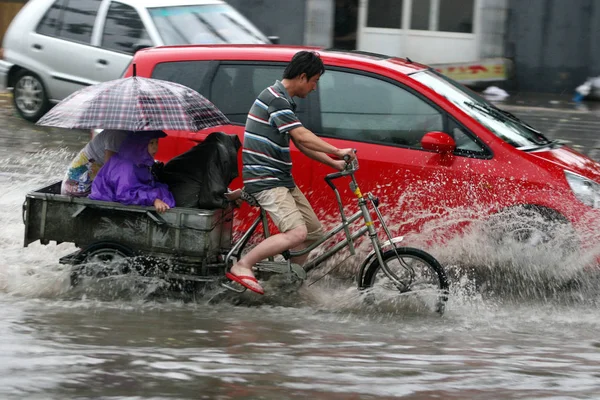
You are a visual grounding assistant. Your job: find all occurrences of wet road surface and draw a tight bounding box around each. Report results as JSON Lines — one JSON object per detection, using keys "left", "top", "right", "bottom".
{"left": 2, "top": 92, "right": 600, "bottom": 399}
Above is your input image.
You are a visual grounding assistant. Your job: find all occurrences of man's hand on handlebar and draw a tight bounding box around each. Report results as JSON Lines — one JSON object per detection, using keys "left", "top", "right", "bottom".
{"left": 330, "top": 148, "right": 358, "bottom": 172}
{"left": 337, "top": 148, "right": 357, "bottom": 162}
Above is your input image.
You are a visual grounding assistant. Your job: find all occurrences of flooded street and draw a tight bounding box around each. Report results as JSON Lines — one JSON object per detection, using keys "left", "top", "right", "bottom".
{"left": 2, "top": 93, "right": 600, "bottom": 399}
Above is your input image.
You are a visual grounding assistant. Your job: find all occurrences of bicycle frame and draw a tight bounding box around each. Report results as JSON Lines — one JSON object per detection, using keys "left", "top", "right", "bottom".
{"left": 225, "top": 160, "right": 410, "bottom": 290}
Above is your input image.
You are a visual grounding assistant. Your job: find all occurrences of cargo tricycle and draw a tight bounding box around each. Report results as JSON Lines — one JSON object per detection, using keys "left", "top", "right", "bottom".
{"left": 23, "top": 157, "right": 449, "bottom": 313}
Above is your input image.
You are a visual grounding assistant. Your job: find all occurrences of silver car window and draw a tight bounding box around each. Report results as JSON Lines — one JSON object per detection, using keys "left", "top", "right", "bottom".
{"left": 102, "top": 2, "right": 150, "bottom": 54}
{"left": 147, "top": 4, "right": 268, "bottom": 45}
{"left": 57, "top": 0, "right": 102, "bottom": 44}
{"left": 36, "top": 0, "right": 64, "bottom": 37}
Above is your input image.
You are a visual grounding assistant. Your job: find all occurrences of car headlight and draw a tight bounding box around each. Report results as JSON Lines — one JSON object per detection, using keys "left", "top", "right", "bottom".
{"left": 564, "top": 170, "right": 600, "bottom": 208}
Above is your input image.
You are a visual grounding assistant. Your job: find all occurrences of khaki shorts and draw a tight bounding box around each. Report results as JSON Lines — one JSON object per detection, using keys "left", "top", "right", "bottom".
{"left": 253, "top": 186, "right": 323, "bottom": 242}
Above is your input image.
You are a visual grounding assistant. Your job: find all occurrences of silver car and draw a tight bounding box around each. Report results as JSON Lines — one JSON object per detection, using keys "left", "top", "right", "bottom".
{"left": 0, "top": 0, "right": 273, "bottom": 122}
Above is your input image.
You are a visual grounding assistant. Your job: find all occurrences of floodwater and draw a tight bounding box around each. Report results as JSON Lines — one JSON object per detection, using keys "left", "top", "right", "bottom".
{"left": 2, "top": 95, "right": 600, "bottom": 399}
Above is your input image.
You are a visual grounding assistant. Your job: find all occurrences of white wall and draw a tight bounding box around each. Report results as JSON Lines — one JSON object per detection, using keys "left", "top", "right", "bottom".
{"left": 479, "top": 0, "right": 508, "bottom": 59}
{"left": 357, "top": 0, "right": 507, "bottom": 64}
{"left": 303, "top": 0, "right": 335, "bottom": 47}
{"left": 360, "top": 29, "right": 478, "bottom": 64}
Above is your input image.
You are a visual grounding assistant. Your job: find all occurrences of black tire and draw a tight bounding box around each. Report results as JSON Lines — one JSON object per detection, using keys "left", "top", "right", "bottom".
{"left": 12, "top": 69, "right": 51, "bottom": 122}
{"left": 486, "top": 205, "right": 577, "bottom": 252}
{"left": 360, "top": 248, "right": 449, "bottom": 314}
{"left": 70, "top": 242, "right": 134, "bottom": 287}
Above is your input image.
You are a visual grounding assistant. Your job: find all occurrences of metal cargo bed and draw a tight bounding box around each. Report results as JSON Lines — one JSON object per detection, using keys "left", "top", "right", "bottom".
{"left": 23, "top": 182, "right": 233, "bottom": 259}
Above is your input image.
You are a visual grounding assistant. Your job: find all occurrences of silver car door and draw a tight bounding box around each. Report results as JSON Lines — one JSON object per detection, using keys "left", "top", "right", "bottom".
{"left": 29, "top": 0, "right": 102, "bottom": 101}
{"left": 90, "top": 0, "right": 155, "bottom": 83}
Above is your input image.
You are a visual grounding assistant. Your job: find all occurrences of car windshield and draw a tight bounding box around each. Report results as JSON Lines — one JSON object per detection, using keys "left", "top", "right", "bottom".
{"left": 412, "top": 70, "right": 553, "bottom": 150}
{"left": 148, "top": 4, "right": 269, "bottom": 45}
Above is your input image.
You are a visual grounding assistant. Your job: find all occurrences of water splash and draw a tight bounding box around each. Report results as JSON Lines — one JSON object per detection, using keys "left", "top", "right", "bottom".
{"left": 0, "top": 149, "right": 77, "bottom": 297}
{"left": 3, "top": 149, "right": 600, "bottom": 314}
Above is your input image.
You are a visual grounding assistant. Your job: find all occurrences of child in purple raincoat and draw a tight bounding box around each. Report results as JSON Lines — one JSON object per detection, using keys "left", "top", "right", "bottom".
{"left": 89, "top": 131, "right": 175, "bottom": 213}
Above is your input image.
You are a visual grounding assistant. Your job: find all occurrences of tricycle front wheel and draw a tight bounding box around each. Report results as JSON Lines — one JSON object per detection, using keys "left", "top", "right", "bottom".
{"left": 359, "top": 248, "right": 449, "bottom": 314}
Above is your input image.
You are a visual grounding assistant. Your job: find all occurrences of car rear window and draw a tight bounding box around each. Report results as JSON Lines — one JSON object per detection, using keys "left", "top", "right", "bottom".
{"left": 37, "top": 0, "right": 102, "bottom": 44}
{"left": 151, "top": 62, "right": 309, "bottom": 126}
{"left": 210, "top": 64, "right": 309, "bottom": 125}
{"left": 152, "top": 61, "right": 216, "bottom": 96}
{"left": 36, "top": 0, "right": 63, "bottom": 36}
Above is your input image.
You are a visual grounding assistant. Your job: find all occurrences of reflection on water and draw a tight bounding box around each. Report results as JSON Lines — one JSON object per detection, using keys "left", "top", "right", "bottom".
{"left": 2, "top": 296, "right": 600, "bottom": 399}
{"left": 2, "top": 116, "right": 600, "bottom": 398}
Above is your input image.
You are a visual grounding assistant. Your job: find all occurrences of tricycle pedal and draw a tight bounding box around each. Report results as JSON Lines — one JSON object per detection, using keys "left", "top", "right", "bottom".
{"left": 220, "top": 280, "right": 247, "bottom": 293}
{"left": 254, "top": 261, "right": 306, "bottom": 280}
{"left": 290, "top": 263, "right": 307, "bottom": 280}
{"left": 164, "top": 273, "right": 217, "bottom": 283}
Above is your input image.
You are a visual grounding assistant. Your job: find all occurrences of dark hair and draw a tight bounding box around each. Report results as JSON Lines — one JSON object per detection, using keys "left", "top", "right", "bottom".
{"left": 283, "top": 51, "right": 325, "bottom": 80}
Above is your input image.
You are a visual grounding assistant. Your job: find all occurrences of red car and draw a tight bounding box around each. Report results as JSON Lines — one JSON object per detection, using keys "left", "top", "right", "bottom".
{"left": 126, "top": 45, "right": 600, "bottom": 257}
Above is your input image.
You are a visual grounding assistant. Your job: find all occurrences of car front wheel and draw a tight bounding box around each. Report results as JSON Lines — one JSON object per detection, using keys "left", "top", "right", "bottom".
{"left": 12, "top": 70, "right": 50, "bottom": 122}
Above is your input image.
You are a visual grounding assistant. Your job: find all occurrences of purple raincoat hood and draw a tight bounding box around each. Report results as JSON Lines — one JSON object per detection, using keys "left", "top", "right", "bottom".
{"left": 89, "top": 130, "right": 174, "bottom": 207}
{"left": 119, "top": 130, "right": 167, "bottom": 167}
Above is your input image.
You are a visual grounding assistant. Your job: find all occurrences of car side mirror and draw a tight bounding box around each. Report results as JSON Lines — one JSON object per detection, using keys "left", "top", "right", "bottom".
{"left": 267, "top": 36, "right": 280, "bottom": 45}
{"left": 132, "top": 41, "right": 153, "bottom": 54}
{"left": 421, "top": 131, "right": 456, "bottom": 154}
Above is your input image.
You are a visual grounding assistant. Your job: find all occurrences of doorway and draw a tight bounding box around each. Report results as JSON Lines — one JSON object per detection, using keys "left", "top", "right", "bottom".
{"left": 333, "top": 0, "right": 359, "bottom": 50}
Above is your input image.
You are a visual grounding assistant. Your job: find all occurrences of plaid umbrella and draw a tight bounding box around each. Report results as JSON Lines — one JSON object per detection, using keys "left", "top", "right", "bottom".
{"left": 36, "top": 66, "right": 229, "bottom": 132}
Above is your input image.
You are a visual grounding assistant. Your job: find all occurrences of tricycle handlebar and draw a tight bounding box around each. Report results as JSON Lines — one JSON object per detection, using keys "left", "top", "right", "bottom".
{"left": 324, "top": 151, "right": 359, "bottom": 189}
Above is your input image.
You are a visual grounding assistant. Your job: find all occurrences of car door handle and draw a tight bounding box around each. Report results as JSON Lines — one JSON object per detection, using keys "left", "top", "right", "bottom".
{"left": 32, "top": 44, "right": 42, "bottom": 50}
{"left": 97, "top": 59, "right": 108, "bottom": 66}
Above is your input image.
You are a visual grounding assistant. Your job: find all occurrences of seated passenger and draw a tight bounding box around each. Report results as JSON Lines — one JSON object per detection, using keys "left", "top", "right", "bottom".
{"left": 61, "top": 129, "right": 129, "bottom": 196}
{"left": 89, "top": 131, "right": 175, "bottom": 213}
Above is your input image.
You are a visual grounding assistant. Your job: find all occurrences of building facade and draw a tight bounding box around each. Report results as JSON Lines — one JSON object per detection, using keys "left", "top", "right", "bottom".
{"left": 2, "top": 0, "right": 596, "bottom": 93}
{"left": 232, "top": 0, "right": 509, "bottom": 84}
{"left": 506, "top": 0, "right": 600, "bottom": 93}
{"left": 232, "top": 0, "right": 508, "bottom": 65}
{"left": 356, "top": 0, "right": 507, "bottom": 65}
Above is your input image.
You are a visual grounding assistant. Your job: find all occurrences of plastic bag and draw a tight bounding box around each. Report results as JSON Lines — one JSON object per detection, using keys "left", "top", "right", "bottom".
{"left": 159, "top": 132, "right": 241, "bottom": 208}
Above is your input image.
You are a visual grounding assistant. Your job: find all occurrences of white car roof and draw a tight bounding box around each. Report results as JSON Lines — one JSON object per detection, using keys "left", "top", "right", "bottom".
{"left": 119, "top": 0, "right": 225, "bottom": 8}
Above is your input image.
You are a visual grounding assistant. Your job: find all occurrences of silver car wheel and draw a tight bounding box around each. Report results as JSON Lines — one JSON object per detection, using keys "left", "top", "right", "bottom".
{"left": 14, "top": 74, "right": 45, "bottom": 117}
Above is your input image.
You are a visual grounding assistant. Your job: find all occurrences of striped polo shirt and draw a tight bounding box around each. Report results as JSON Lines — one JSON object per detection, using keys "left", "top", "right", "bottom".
{"left": 242, "top": 80, "right": 303, "bottom": 194}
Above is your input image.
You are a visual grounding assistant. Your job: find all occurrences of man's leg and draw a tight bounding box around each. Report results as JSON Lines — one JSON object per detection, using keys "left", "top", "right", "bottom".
{"left": 230, "top": 187, "right": 308, "bottom": 277}
{"left": 229, "top": 225, "right": 307, "bottom": 277}
{"left": 289, "top": 187, "right": 323, "bottom": 266}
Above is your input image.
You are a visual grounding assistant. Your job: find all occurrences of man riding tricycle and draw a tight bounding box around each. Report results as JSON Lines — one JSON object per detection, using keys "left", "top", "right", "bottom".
{"left": 23, "top": 51, "right": 449, "bottom": 314}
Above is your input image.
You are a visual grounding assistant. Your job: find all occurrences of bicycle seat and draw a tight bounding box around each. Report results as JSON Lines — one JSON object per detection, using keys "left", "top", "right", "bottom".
{"left": 241, "top": 190, "right": 261, "bottom": 207}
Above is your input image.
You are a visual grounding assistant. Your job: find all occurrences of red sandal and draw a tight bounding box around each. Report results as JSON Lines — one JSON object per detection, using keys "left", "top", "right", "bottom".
{"left": 225, "top": 272, "right": 264, "bottom": 295}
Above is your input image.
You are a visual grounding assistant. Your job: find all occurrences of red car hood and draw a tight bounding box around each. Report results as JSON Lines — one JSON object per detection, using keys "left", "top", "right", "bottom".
{"left": 530, "top": 145, "right": 600, "bottom": 182}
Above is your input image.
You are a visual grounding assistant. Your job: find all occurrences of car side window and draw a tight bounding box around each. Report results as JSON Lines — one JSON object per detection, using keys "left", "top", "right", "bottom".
{"left": 151, "top": 61, "right": 215, "bottom": 97}
{"left": 318, "top": 70, "right": 443, "bottom": 147}
{"left": 210, "top": 65, "right": 307, "bottom": 125}
{"left": 56, "top": 0, "right": 101, "bottom": 44}
{"left": 102, "top": 2, "right": 150, "bottom": 54}
{"left": 448, "top": 118, "right": 486, "bottom": 154}
{"left": 36, "top": 0, "right": 64, "bottom": 37}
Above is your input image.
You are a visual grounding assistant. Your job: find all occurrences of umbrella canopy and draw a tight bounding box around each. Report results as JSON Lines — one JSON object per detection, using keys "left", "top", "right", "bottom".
{"left": 36, "top": 67, "right": 229, "bottom": 132}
